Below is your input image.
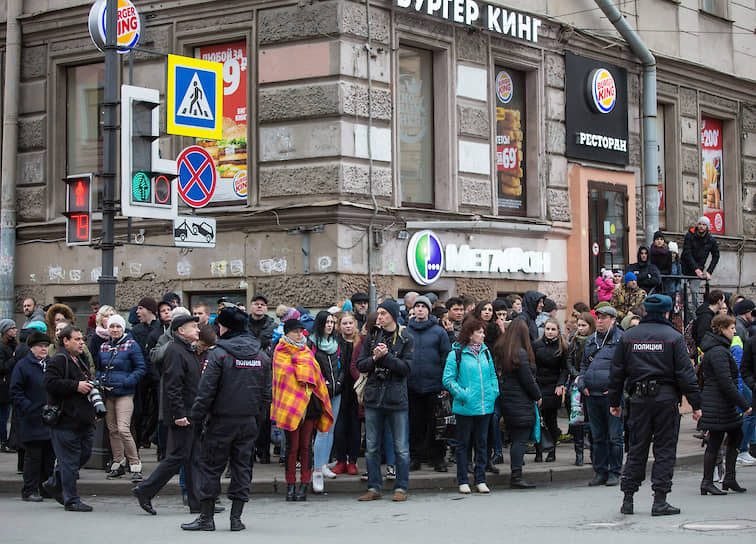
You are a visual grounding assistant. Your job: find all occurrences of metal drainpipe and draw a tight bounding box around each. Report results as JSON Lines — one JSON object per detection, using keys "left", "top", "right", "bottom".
{"left": 365, "top": 0, "right": 378, "bottom": 312}
{"left": 593, "top": 0, "right": 658, "bottom": 245}
{"left": 0, "top": 0, "right": 23, "bottom": 318}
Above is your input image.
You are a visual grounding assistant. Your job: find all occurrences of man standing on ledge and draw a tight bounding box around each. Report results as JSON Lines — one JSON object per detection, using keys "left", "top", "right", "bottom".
{"left": 609, "top": 294, "right": 702, "bottom": 517}
{"left": 682, "top": 216, "right": 720, "bottom": 314}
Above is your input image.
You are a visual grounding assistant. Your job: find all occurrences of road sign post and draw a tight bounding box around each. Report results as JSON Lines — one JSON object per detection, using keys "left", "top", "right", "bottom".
{"left": 167, "top": 55, "right": 223, "bottom": 139}
{"left": 173, "top": 216, "right": 216, "bottom": 248}
{"left": 177, "top": 145, "right": 217, "bottom": 208}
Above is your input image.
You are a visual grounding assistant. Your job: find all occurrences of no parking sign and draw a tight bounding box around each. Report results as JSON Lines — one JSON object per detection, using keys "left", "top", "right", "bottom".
{"left": 177, "top": 146, "right": 217, "bottom": 208}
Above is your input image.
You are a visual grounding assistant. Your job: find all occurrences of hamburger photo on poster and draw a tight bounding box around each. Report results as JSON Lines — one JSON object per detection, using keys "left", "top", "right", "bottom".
{"left": 196, "top": 40, "right": 248, "bottom": 203}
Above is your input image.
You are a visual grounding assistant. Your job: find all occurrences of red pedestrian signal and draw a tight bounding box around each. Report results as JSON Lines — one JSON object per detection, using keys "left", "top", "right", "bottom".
{"left": 65, "top": 174, "right": 93, "bottom": 246}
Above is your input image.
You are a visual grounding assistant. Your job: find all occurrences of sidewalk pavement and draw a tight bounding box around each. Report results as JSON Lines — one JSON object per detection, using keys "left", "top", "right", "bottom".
{"left": 0, "top": 415, "right": 708, "bottom": 497}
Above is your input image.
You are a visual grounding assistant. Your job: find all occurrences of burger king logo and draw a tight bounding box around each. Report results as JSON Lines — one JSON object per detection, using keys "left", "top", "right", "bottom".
{"left": 589, "top": 68, "right": 616, "bottom": 114}
{"left": 233, "top": 171, "right": 248, "bottom": 198}
{"left": 714, "top": 212, "right": 723, "bottom": 232}
{"left": 496, "top": 71, "right": 513, "bottom": 104}
{"left": 89, "top": 0, "right": 141, "bottom": 54}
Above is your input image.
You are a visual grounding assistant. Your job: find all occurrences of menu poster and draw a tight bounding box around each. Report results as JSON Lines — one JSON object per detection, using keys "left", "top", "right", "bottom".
{"left": 701, "top": 117, "right": 724, "bottom": 233}
{"left": 195, "top": 40, "right": 248, "bottom": 204}
{"left": 494, "top": 67, "right": 526, "bottom": 215}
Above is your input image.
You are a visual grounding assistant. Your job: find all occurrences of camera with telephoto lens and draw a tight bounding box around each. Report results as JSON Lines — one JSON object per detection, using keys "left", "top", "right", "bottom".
{"left": 87, "top": 380, "right": 107, "bottom": 417}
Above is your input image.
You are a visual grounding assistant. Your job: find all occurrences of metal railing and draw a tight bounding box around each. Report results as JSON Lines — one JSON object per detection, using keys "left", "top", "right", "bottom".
{"left": 659, "top": 274, "right": 710, "bottom": 326}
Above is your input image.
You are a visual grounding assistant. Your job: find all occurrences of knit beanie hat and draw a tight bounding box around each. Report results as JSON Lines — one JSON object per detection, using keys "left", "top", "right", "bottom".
{"left": 378, "top": 299, "right": 400, "bottom": 324}
{"left": 137, "top": 297, "right": 158, "bottom": 316}
{"left": 106, "top": 314, "right": 126, "bottom": 329}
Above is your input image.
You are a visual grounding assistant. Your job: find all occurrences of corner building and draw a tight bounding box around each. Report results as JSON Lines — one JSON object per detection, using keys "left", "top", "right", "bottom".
{"left": 5, "top": 0, "right": 756, "bottom": 320}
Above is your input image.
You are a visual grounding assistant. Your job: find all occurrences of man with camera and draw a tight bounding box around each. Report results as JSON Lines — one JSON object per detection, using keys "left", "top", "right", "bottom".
{"left": 356, "top": 299, "right": 414, "bottom": 502}
{"left": 609, "top": 294, "right": 702, "bottom": 517}
{"left": 41, "top": 325, "right": 97, "bottom": 512}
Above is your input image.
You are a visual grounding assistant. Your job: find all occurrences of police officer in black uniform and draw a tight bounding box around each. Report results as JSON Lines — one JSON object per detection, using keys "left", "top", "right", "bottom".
{"left": 181, "top": 307, "right": 271, "bottom": 532}
{"left": 608, "top": 294, "right": 702, "bottom": 516}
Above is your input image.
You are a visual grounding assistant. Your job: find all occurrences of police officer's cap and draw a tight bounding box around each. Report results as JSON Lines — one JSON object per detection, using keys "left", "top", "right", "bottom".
{"left": 644, "top": 294, "right": 673, "bottom": 314}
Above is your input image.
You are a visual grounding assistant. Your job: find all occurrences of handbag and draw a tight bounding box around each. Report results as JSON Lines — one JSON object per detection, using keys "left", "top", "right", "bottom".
{"left": 568, "top": 385, "right": 585, "bottom": 425}
{"left": 433, "top": 391, "right": 456, "bottom": 441}
{"left": 530, "top": 402, "right": 541, "bottom": 443}
{"left": 353, "top": 373, "right": 368, "bottom": 405}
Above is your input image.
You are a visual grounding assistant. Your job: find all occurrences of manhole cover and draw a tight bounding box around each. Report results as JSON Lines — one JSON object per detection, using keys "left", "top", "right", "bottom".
{"left": 681, "top": 519, "right": 756, "bottom": 532}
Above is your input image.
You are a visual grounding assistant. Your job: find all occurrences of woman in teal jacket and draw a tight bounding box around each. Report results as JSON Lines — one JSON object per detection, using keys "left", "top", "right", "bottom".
{"left": 443, "top": 318, "right": 499, "bottom": 494}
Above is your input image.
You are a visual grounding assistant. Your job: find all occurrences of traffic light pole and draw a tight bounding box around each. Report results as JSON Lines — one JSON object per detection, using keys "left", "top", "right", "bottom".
{"left": 99, "top": 0, "right": 118, "bottom": 307}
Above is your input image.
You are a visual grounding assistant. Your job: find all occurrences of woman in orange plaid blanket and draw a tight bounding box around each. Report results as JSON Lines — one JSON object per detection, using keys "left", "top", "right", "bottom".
{"left": 271, "top": 319, "right": 333, "bottom": 502}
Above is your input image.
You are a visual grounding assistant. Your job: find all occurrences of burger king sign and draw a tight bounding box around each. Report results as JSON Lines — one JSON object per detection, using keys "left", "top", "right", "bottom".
{"left": 589, "top": 68, "right": 616, "bottom": 114}
{"left": 88, "top": 0, "right": 141, "bottom": 54}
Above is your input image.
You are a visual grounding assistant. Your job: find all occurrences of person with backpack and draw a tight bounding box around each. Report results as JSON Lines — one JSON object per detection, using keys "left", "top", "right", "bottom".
{"left": 406, "top": 296, "right": 452, "bottom": 473}
{"left": 442, "top": 318, "right": 499, "bottom": 494}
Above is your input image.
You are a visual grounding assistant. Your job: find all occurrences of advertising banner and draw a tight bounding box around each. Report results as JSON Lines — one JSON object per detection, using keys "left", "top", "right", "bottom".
{"left": 494, "top": 67, "right": 525, "bottom": 215}
{"left": 195, "top": 40, "right": 248, "bottom": 204}
{"left": 701, "top": 117, "right": 724, "bottom": 233}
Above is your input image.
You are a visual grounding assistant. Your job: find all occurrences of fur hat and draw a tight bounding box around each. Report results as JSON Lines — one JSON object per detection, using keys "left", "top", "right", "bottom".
{"left": 216, "top": 306, "right": 249, "bottom": 332}
{"left": 26, "top": 331, "right": 50, "bottom": 347}
{"left": 644, "top": 294, "right": 673, "bottom": 314}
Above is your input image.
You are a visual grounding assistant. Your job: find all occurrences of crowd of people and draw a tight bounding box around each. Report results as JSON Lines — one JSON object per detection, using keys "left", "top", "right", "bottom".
{"left": 0, "top": 217, "right": 754, "bottom": 525}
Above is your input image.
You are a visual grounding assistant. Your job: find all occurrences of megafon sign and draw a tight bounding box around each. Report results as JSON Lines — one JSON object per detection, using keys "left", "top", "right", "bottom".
{"left": 396, "top": 0, "right": 542, "bottom": 43}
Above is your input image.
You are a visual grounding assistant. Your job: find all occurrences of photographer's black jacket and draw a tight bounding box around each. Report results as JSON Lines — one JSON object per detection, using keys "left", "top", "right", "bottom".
{"left": 356, "top": 327, "right": 413, "bottom": 411}
{"left": 43, "top": 348, "right": 95, "bottom": 431}
{"left": 608, "top": 316, "right": 701, "bottom": 409}
{"left": 191, "top": 332, "right": 272, "bottom": 422}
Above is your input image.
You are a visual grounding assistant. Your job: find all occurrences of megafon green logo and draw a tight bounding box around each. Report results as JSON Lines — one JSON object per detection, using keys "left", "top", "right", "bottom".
{"left": 407, "top": 230, "right": 444, "bottom": 285}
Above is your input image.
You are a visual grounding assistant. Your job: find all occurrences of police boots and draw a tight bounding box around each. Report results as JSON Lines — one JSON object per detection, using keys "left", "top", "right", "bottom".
{"left": 181, "top": 499, "right": 216, "bottom": 531}
{"left": 230, "top": 499, "right": 245, "bottom": 531}
{"left": 651, "top": 493, "right": 680, "bottom": 516}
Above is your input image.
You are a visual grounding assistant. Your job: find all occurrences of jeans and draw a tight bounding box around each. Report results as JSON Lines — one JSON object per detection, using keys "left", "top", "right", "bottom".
{"left": 48, "top": 427, "right": 94, "bottom": 506}
{"left": 586, "top": 396, "right": 623, "bottom": 477}
{"left": 104, "top": 395, "right": 139, "bottom": 468}
{"left": 383, "top": 424, "right": 395, "bottom": 466}
{"left": 740, "top": 386, "right": 756, "bottom": 452}
{"left": 313, "top": 394, "right": 341, "bottom": 469}
{"left": 688, "top": 278, "right": 702, "bottom": 318}
{"left": 0, "top": 402, "right": 10, "bottom": 443}
{"left": 455, "top": 414, "right": 491, "bottom": 485}
{"left": 365, "top": 407, "right": 409, "bottom": 492}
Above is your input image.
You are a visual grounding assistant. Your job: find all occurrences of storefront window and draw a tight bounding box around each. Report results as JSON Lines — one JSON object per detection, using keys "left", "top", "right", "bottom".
{"left": 701, "top": 116, "right": 724, "bottom": 233}
{"left": 494, "top": 67, "right": 526, "bottom": 216}
{"left": 399, "top": 46, "right": 434, "bottom": 206}
{"left": 67, "top": 63, "right": 104, "bottom": 208}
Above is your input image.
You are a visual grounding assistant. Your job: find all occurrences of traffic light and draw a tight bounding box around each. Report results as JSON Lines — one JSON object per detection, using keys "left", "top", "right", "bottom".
{"left": 121, "top": 85, "right": 178, "bottom": 219}
{"left": 65, "top": 174, "right": 92, "bottom": 246}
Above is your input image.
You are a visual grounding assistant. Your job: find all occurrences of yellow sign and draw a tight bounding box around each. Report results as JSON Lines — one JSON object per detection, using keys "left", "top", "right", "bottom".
{"left": 167, "top": 55, "right": 223, "bottom": 140}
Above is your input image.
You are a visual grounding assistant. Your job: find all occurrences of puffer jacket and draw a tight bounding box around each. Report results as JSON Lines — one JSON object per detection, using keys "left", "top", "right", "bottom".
{"left": 699, "top": 332, "right": 749, "bottom": 431}
{"left": 498, "top": 348, "right": 541, "bottom": 428}
{"left": 514, "top": 291, "right": 546, "bottom": 342}
{"left": 577, "top": 325, "right": 623, "bottom": 396}
{"left": 356, "top": 326, "right": 413, "bottom": 411}
{"left": 681, "top": 226, "right": 720, "bottom": 276}
{"left": 96, "top": 332, "right": 146, "bottom": 397}
{"left": 9, "top": 351, "right": 50, "bottom": 442}
{"left": 533, "top": 336, "right": 568, "bottom": 391}
{"left": 442, "top": 343, "right": 498, "bottom": 416}
{"left": 406, "top": 316, "right": 451, "bottom": 394}
{"left": 595, "top": 275, "right": 615, "bottom": 302}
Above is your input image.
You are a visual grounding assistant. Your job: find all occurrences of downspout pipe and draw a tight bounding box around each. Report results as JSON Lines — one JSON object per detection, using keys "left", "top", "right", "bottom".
{"left": 593, "top": 0, "right": 658, "bottom": 245}
{"left": 0, "top": 0, "right": 23, "bottom": 318}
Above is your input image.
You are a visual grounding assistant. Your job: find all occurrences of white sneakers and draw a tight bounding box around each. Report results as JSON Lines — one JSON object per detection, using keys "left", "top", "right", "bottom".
{"left": 737, "top": 452, "right": 756, "bottom": 466}
{"left": 476, "top": 483, "right": 491, "bottom": 494}
{"left": 458, "top": 484, "right": 471, "bottom": 494}
{"left": 312, "top": 470, "right": 324, "bottom": 493}
{"left": 459, "top": 483, "right": 490, "bottom": 493}
{"left": 321, "top": 464, "right": 337, "bottom": 479}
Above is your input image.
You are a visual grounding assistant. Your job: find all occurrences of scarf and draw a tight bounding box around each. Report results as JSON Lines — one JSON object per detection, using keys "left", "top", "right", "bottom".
{"left": 313, "top": 335, "right": 338, "bottom": 355}
{"left": 96, "top": 326, "right": 109, "bottom": 339}
{"left": 283, "top": 334, "right": 306, "bottom": 349}
{"left": 468, "top": 343, "right": 482, "bottom": 357}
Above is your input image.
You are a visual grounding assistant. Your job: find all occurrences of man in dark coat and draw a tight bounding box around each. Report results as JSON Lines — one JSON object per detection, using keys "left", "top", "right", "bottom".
{"left": 357, "top": 299, "right": 414, "bottom": 502}
{"left": 10, "top": 332, "right": 53, "bottom": 501}
{"left": 682, "top": 216, "right": 720, "bottom": 313}
{"left": 351, "top": 292, "right": 370, "bottom": 331}
{"left": 247, "top": 294, "right": 274, "bottom": 464}
{"left": 514, "top": 291, "right": 546, "bottom": 343}
{"left": 405, "top": 296, "right": 451, "bottom": 472}
{"left": 609, "top": 295, "right": 702, "bottom": 517}
{"left": 130, "top": 297, "right": 162, "bottom": 448}
{"left": 133, "top": 314, "right": 206, "bottom": 516}
{"left": 693, "top": 289, "right": 726, "bottom": 350}
{"left": 181, "top": 307, "right": 271, "bottom": 532}
{"left": 41, "top": 326, "right": 96, "bottom": 512}
{"left": 0, "top": 318, "right": 18, "bottom": 452}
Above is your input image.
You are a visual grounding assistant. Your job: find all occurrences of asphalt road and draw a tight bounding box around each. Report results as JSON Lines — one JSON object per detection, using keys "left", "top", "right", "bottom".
{"left": 3, "top": 464, "right": 756, "bottom": 543}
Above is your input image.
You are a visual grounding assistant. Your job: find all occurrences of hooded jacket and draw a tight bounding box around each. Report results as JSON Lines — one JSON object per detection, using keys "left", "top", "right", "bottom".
{"left": 681, "top": 226, "right": 720, "bottom": 276}
{"left": 405, "top": 315, "right": 451, "bottom": 394}
{"left": 628, "top": 246, "right": 662, "bottom": 293}
{"left": 10, "top": 351, "right": 50, "bottom": 442}
{"left": 595, "top": 275, "right": 615, "bottom": 302}
{"left": 192, "top": 332, "right": 272, "bottom": 422}
{"left": 95, "top": 331, "right": 146, "bottom": 397}
{"left": 442, "top": 343, "right": 498, "bottom": 416}
{"left": 577, "top": 325, "right": 623, "bottom": 396}
{"left": 699, "top": 332, "right": 749, "bottom": 431}
{"left": 514, "top": 291, "right": 546, "bottom": 342}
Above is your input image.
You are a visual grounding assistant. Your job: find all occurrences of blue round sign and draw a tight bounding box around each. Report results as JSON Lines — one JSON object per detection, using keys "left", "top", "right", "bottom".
{"left": 407, "top": 230, "right": 444, "bottom": 285}
{"left": 177, "top": 145, "right": 216, "bottom": 208}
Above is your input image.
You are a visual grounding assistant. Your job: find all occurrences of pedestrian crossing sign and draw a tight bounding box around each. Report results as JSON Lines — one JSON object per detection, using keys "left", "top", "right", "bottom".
{"left": 167, "top": 54, "right": 223, "bottom": 139}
